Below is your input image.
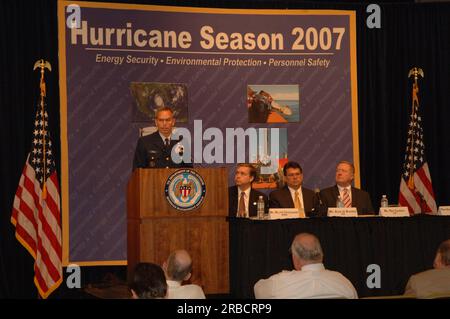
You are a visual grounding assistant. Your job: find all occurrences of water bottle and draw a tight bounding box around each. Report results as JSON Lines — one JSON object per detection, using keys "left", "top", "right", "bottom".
{"left": 336, "top": 195, "right": 344, "bottom": 208}
{"left": 257, "top": 196, "right": 265, "bottom": 219}
{"left": 381, "top": 195, "right": 388, "bottom": 208}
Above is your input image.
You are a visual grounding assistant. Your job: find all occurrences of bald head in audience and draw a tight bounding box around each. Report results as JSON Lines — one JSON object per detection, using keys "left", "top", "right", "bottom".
{"left": 164, "top": 249, "right": 193, "bottom": 282}
{"left": 290, "top": 233, "right": 324, "bottom": 270}
{"left": 163, "top": 249, "right": 206, "bottom": 299}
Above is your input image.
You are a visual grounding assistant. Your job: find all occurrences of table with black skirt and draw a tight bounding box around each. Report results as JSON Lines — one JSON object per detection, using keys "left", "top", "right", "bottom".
{"left": 228, "top": 215, "right": 450, "bottom": 298}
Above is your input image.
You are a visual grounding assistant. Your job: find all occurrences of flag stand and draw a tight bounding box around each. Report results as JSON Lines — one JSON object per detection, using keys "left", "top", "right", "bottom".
{"left": 11, "top": 59, "right": 63, "bottom": 299}
{"left": 398, "top": 67, "right": 437, "bottom": 214}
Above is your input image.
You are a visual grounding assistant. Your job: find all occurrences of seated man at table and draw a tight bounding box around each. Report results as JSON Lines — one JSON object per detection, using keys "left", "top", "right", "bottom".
{"left": 320, "top": 160, "right": 375, "bottom": 215}
{"left": 254, "top": 233, "right": 358, "bottom": 299}
{"left": 163, "top": 249, "right": 206, "bottom": 299}
{"left": 269, "top": 161, "right": 315, "bottom": 217}
{"left": 228, "top": 163, "right": 268, "bottom": 218}
{"left": 404, "top": 239, "right": 450, "bottom": 298}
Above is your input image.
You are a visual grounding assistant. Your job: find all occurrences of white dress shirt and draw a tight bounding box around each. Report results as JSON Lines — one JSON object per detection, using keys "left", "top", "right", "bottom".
{"left": 166, "top": 280, "right": 206, "bottom": 299}
{"left": 237, "top": 187, "right": 251, "bottom": 217}
{"left": 337, "top": 185, "right": 352, "bottom": 203}
{"left": 254, "top": 263, "right": 358, "bottom": 299}
{"left": 288, "top": 186, "right": 304, "bottom": 209}
{"left": 159, "top": 132, "right": 172, "bottom": 144}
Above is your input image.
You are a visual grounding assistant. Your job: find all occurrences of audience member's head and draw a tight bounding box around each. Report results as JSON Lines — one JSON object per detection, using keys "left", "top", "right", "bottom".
{"left": 433, "top": 239, "right": 450, "bottom": 269}
{"left": 129, "top": 262, "right": 167, "bottom": 299}
{"left": 163, "top": 249, "right": 193, "bottom": 283}
{"left": 290, "top": 233, "right": 324, "bottom": 270}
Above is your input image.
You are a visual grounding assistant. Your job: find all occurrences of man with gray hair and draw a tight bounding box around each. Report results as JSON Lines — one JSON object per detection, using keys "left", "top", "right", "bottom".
{"left": 404, "top": 239, "right": 450, "bottom": 298}
{"left": 254, "top": 233, "right": 358, "bottom": 299}
{"left": 163, "top": 249, "right": 206, "bottom": 299}
{"left": 320, "top": 161, "right": 374, "bottom": 215}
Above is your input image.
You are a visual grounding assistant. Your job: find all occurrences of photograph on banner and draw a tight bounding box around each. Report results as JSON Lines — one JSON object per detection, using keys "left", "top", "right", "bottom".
{"left": 130, "top": 82, "right": 188, "bottom": 123}
{"left": 247, "top": 84, "right": 299, "bottom": 123}
{"left": 250, "top": 128, "right": 288, "bottom": 189}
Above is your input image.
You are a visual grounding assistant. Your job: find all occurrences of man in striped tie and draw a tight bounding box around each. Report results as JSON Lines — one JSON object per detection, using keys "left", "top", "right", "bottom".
{"left": 320, "top": 161, "right": 374, "bottom": 215}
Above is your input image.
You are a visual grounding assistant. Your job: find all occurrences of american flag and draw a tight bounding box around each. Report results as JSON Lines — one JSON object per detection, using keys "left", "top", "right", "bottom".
{"left": 11, "top": 102, "right": 62, "bottom": 298}
{"left": 398, "top": 83, "right": 437, "bottom": 215}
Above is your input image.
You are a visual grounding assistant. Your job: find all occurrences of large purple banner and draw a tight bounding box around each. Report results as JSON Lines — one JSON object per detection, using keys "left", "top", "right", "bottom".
{"left": 58, "top": 2, "right": 358, "bottom": 264}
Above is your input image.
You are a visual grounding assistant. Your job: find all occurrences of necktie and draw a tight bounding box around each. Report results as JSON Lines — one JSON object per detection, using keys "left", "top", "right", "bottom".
{"left": 294, "top": 191, "right": 305, "bottom": 218}
{"left": 238, "top": 192, "right": 246, "bottom": 217}
{"left": 164, "top": 138, "right": 170, "bottom": 147}
{"left": 343, "top": 188, "right": 351, "bottom": 208}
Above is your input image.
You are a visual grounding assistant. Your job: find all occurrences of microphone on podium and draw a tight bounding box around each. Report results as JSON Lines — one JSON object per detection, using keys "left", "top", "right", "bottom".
{"left": 147, "top": 150, "right": 160, "bottom": 168}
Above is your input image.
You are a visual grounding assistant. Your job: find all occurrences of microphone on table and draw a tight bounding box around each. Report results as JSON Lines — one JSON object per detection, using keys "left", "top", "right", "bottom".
{"left": 312, "top": 188, "right": 326, "bottom": 217}
{"left": 315, "top": 188, "right": 323, "bottom": 206}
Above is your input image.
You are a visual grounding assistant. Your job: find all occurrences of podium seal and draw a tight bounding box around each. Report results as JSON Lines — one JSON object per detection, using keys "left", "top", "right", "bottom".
{"left": 164, "top": 169, "right": 206, "bottom": 211}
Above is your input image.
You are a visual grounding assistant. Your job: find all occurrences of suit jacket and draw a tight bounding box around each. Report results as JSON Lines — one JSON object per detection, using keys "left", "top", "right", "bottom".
{"left": 269, "top": 186, "right": 315, "bottom": 214}
{"left": 320, "top": 185, "right": 375, "bottom": 215}
{"left": 133, "top": 131, "right": 193, "bottom": 170}
{"left": 228, "top": 186, "right": 269, "bottom": 217}
{"left": 404, "top": 268, "right": 450, "bottom": 298}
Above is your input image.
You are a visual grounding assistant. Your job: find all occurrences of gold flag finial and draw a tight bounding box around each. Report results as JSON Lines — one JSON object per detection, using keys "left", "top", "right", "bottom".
{"left": 408, "top": 67, "right": 424, "bottom": 85}
{"left": 33, "top": 59, "right": 52, "bottom": 72}
{"left": 33, "top": 59, "right": 52, "bottom": 199}
{"left": 33, "top": 60, "right": 51, "bottom": 97}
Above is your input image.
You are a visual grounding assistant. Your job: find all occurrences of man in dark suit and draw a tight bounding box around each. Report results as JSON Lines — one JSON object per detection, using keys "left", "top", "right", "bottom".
{"left": 133, "top": 106, "right": 192, "bottom": 170}
{"left": 228, "top": 164, "right": 268, "bottom": 218}
{"left": 269, "top": 161, "right": 315, "bottom": 217}
{"left": 320, "top": 161, "right": 374, "bottom": 215}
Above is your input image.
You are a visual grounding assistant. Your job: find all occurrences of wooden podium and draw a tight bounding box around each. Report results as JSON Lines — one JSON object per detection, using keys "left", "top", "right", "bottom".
{"left": 127, "top": 168, "right": 229, "bottom": 294}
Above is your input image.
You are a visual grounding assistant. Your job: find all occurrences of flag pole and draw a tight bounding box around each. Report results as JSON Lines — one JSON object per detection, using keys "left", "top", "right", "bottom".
{"left": 33, "top": 59, "right": 52, "bottom": 199}
{"left": 406, "top": 67, "right": 424, "bottom": 190}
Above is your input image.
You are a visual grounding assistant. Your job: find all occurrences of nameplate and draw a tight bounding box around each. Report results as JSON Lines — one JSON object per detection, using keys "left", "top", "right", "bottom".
{"left": 379, "top": 207, "right": 410, "bottom": 217}
{"left": 438, "top": 206, "right": 450, "bottom": 216}
{"left": 268, "top": 208, "right": 303, "bottom": 220}
{"left": 327, "top": 207, "right": 358, "bottom": 217}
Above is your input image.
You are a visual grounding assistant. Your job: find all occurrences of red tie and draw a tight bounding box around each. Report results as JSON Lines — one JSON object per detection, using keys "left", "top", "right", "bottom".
{"left": 343, "top": 188, "right": 351, "bottom": 208}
